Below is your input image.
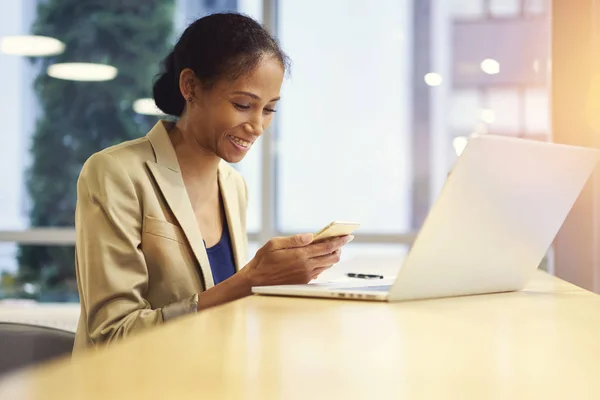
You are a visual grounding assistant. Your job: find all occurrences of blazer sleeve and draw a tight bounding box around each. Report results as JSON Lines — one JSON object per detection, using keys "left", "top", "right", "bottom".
{"left": 75, "top": 152, "right": 197, "bottom": 347}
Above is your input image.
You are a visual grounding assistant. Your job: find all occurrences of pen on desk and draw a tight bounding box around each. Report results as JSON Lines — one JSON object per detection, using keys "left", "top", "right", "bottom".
{"left": 346, "top": 273, "right": 384, "bottom": 279}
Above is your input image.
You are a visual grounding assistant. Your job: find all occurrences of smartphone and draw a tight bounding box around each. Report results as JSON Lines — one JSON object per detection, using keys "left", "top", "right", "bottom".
{"left": 313, "top": 221, "right": 360, "bottom": 243}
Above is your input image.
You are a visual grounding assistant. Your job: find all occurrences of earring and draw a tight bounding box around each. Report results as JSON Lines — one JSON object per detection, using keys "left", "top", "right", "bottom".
{"left": 187, "top": 96, "right": 193, "bottom": 102}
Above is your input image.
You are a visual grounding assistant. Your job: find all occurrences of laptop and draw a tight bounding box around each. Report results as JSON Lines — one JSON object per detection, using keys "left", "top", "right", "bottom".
{"left": 252, "top": 135, "right": 600, "bottom": 302}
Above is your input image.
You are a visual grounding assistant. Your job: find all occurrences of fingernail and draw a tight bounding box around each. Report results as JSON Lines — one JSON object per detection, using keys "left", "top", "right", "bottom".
{"left": 346, "top": 235, "right": 355, "bottom": 243}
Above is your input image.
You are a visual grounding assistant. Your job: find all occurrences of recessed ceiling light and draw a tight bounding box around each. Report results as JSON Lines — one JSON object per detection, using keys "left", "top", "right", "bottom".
{"left": 1, "top": 35, "right": 65, "bottom": 56}
{"left": 47, "top": 63, "right": 118, "bottom": 81}
{"left": 481, "top": 58, "right": 500, "bottom": 75}
{"left": 133, "top": 98, "right": 164, "bottom": 116}
{"left": 424, "top": 72, "right": 443, "bottom": 87}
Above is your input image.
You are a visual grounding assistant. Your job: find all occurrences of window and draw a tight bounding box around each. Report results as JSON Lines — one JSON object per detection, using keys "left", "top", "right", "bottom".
{"left": 449, "top": 89, "right": 482, "bottom": 132}
{"left": 235, "top": 141, "right": 262, "bottom": 233}
{"left": 489, "top": 0, "right": 520, "bottom": 17}
{"left": 524, "top": 87, "right": 549, "bottom": 134}
{"left": 448, "top": 0, "right": 485, "bottom": 19}
{"left": 0, "top": 0, "right": 264, "bottom": 301}
{"left": 0, "top": 0, "right": 553, "bottom": 301}
{"left": 524, "top": 0, "right": 548, "bottom": 16}
{"left": 276, "top": 0, "right": 412, "bottom": 234}
{"left": 0, "top": 244, "right": 77, "bottom": 301}
{"left": 486, "top": 88, "right": 521, "bottom": 134}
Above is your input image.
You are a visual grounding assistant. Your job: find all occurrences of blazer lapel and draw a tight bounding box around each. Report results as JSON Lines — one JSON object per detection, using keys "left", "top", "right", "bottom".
{"left": 219, "top": 164, "right": 245, "bottom": 271}
{"left": 145, "top": 121, "right": 215, "bottom": 289}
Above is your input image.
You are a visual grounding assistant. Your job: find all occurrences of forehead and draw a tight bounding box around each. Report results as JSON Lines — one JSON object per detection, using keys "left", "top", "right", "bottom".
{"left": 216, "top": 57, "right": 284, "bottom": 99}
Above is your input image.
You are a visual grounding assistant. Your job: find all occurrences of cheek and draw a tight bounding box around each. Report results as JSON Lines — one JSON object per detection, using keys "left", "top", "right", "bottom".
{"left": 198, "top": 111, "right": 236, "bottom": 146}
{"left": 215, "top": 108, "right": 247, "bottom": 135}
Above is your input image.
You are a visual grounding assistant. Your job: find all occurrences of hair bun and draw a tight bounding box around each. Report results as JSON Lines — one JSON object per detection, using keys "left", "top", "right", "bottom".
{"left": 152, "top": 52, "right": 185, "bottom": 117}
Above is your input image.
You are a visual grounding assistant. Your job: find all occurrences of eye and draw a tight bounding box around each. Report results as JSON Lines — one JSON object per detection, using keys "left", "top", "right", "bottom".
{"left": 233, "top": 102, "right": 250, "bottom": 110}
{"left": 264, "top": 107, "right": 277, "bottom": 114}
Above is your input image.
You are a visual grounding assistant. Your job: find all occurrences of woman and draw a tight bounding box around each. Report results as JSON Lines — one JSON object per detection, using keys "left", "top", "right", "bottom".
{"left": 73, "top": 13, "right": 352, "bottom": 351}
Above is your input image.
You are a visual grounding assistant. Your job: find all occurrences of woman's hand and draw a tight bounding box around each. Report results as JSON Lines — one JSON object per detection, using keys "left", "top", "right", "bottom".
{"left": 197, "top": 234, "right": 353, "bottom": 311}
{"left": 239, "top": 233, "right": 354, "bottom": 287}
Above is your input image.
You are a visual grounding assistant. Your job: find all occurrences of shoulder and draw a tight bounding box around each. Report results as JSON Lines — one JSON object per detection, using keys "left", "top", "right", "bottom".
{"left": 79, "top": 136, "right": 153, "bottom": 195}
{"left": 84, "top": 136, "right": 153, "bottom": 172}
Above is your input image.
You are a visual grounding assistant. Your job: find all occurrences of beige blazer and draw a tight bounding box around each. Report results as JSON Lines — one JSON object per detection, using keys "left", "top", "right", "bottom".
{"left": 73, "top": 121, "right": 248, "bottom": 352}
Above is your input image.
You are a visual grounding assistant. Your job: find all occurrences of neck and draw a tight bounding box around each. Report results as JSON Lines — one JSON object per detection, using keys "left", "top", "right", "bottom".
{"left": 170, "top": 119, "right": 221, "bottom": 191}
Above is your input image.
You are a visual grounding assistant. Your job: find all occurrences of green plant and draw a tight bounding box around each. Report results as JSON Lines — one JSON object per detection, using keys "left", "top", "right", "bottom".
{"left": 18, "top": 0, "right": 175, "bottom": 298}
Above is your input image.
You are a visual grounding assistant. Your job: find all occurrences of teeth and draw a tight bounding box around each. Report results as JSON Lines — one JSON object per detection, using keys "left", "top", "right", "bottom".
{"left": 229, "top": 136, "right": 251, "bottom": 148}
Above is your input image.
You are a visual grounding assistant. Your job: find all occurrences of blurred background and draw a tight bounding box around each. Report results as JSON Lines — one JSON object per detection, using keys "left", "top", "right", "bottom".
{"left": 0, "top": 0, "right": 560, "bottom": 302}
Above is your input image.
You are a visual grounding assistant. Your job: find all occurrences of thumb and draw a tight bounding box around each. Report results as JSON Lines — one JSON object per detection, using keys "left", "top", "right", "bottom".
{"left": 269, "top": 233, "right": 314, "bottom": 250}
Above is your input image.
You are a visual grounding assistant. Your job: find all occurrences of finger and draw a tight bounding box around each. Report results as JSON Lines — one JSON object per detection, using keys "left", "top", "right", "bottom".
{"left": 310, "top": 249, "right": 342, "bottom": 268}
{"left": 312, "top": 234, "right": 349, "bottom": 244}
{"left": 267, "top": 233, "right": 314, "bottom": 251}
{"left": 305, "top": 235, "right": 353, "bottom": 258}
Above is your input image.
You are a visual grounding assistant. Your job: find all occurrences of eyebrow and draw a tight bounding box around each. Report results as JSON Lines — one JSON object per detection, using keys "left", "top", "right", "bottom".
{"left": 231, "top": 91, "right": 281, "bottom": 102}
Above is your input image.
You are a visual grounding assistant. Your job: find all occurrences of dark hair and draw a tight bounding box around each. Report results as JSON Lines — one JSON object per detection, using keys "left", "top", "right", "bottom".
{"left": 153, "top": 13, "right": 289, "bottom": 117}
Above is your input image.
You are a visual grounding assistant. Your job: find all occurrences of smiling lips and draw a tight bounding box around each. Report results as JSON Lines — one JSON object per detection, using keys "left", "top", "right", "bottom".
{"left": 228, "top": 135, "right": 252, "bottom": 150}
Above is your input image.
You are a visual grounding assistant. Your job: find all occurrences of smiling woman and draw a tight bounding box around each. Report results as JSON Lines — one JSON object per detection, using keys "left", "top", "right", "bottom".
{"left": 161, "top": 57, "right": 284, "bottom": 164}
{"left": 73, "top": 12, "right": 354, "bottom": 353}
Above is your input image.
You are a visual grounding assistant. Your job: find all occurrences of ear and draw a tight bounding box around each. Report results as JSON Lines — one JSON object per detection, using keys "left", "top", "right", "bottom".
{"left": 179, "top": 68, "right": 197, "bottom": 102}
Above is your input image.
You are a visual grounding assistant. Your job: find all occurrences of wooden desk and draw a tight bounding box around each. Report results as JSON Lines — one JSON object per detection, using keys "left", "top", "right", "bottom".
{"left": 1, "top": 271, "right": 600, "bottom": 399}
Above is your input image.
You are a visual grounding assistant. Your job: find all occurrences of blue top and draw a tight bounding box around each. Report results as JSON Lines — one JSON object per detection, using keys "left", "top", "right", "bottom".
{"left": 205, "top": 218, "right": 237, "bottom": 285}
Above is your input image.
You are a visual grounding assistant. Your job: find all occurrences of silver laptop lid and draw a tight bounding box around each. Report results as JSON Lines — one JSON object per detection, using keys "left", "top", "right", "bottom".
{"left": 389, "top": 135, "right": 599, "bottom": 301}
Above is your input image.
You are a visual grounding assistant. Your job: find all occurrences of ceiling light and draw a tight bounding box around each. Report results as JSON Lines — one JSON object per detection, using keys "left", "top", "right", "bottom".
{"left": 47, "top": 63, "right": 118, "bottom": 81}
{"left": 424, "top": 72, "right": 443, "bottom": 87}
{"left": 1, "top": 35, "right": 65, "bottom": 56}
{"left": 133, "top": 98, "right": 164, "bottom": 116}
{"left": 453, "top": 136, "right": 469, "bottom": 156}
{"left": 481, "top": 59, "right": 500, "bottom": 75}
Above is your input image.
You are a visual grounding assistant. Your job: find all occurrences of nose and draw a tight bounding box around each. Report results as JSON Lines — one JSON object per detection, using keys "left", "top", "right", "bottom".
{"left": 244, "top": 116, "right": 265, "bottom": 137}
